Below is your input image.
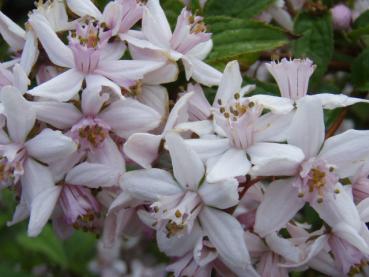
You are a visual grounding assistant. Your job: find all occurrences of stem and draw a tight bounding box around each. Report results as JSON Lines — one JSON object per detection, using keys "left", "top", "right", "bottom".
{"left": 325, "top": 108, "right": 348, "bottom": 139}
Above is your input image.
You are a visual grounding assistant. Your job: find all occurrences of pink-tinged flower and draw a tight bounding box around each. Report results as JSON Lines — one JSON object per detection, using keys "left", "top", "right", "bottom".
{"left": 0, "top": 63, "right": 29, "bottom": 93}
{"left": 245, "top": 231, "right": 304, "bottom": 277}
{"left": 265, "top": 58, "right": 369, "bottom": 109}
{"left": 257, "top": 0, "right": 293, "bottom": 32}
{"left": 0, "top": 86, "right": 77, "bottom": 236}
{"left": 123, "top": 132, "right": 254, "bottom": 272}
{"left": 27, "top": 13, "right": 164, "bottom": 102}
{"left": 31, "top": 85, "right": 161, "bottom": 176}
{"left": 352, "top": 160, "right": 369, "bottom": 202}
{"left": 122, "top": 0, "right": 222, "bottom": 86}
{"left": 287, "top": 222, "right": 369, "bottom": 276}
{"left": 254, "top": 97, "right": 369, "bottom": 237}
{"left": 123, "top": 92, "right": 194, "bottom": 168}
{"left": 103, "top": 0, "right": 144, "bottom": 36}
{"left": 66, "top": 0, "right": 103, "bottom": 20}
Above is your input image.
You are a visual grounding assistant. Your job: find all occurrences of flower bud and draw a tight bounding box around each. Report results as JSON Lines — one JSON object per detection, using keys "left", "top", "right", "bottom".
{"left": 331, "top": 4, "right": 352, "bottom": 30}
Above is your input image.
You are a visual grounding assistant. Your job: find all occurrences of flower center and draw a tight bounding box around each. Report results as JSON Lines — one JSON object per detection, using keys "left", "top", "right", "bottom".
{"left": 151, "top": 191, "right": 202, "bottom": 238}
{"left": 71, "top": 117, "right": 110, "bottom": 151}
{"left": 297, "top": 158, "right": 340, "bottom": 203}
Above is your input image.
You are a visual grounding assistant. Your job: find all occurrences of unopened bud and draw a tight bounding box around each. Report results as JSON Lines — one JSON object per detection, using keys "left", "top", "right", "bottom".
{"left": 331, "top": 4, "right": 352, "bottom": 30}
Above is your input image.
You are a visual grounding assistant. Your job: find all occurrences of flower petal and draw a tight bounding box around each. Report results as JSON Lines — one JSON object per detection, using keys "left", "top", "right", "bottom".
{"left": 142, "top": 0, "right": 172, "bottom": 49}
{"left": 206, "top": 148, "right": 251, "bottom": 183}
{"left": 28, "top": 12, "right": 74, "bottom": 68}
{"left": 66, "top": 162, "right": 121, "bottom": 188}
{"left": 247, "top": 142, "right": 305, "bottom": 177}
{"left": 254, "top": 178, "right": 305, "bottom": 237}
{"left": 287, "top": 96, "right": 325, "bottom": 159}
{"left": 25, "top": 129, "right": 77, "bottom": 164}
{"left": 248, "top": 95, "right": 294, "bottom": 114}
{"left": 30, "top": 101, "right": 81, "bottom": 129}
{"left": 66, "top": 0, "right": 102, "bottom": 19}
{"left": 19, "top": 31, "right": 39, "bottom": 75}
{"left": 165, "top": 132, "right": 205, "bottom": 190}
{"left": 184, "top": 138, "right": 230, "bottom": 161}
{"left": 319, "top": 129, "right": 369, "bottom": 178}
{"left": 1, "top": 86, "right": 36, "bottom": 143}
{"left": 199, "top": 206, "right": 251, "bottom": 268}
{"left": 99, "top": 98, "right": 161, "bottom": 138}
{"left": 312, "top": 93, "right": 369, "bottom": 109}
{"left": 198, "top": 179, "right": 239, "bottom": 209}
{"left": 21, "top": 159, "right": 61, "bottom": 237}
{"left": 214, "top": 61, "right": 242, "bottom": 106}
{"left": 123, "top": 168, "right": 181, "bottom": 201}
{"left": 182, "top": 55, "right": 221, "bottom": 87}
{"left": 0, "top": 11, "right": 25, "bottom": 51}
{"left": 123, "top": 133, "right": 162, "bottom": 169}
{"left": 28, "top": 69, "right": 84, "bottom": 102}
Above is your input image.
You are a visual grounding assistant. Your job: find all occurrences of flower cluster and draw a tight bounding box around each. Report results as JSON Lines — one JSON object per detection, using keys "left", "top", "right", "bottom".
{"left": 1, "top": 0, "right": 369, "bottom": 276}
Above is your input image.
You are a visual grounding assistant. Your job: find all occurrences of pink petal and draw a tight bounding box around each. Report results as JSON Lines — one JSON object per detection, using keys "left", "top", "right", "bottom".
{"left": 66, "top": 0, "right": 102, "bottom": 19}
{"left": 198, "top": 179, "right": 239, "bottom": 209}
{"left": 182, "top": 56, "right": 221, "bottom": 87}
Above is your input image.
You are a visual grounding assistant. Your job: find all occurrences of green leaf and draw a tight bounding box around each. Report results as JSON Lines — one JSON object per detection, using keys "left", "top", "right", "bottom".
{"left": 352, "top": 48, "right": 369, "bottom": 91}
{"left": 204, "top": 0, "right": 275, "bottom": 18}
{"left": 292, "top": 12, "right": 333, "bottom": 84}
{"left": 0, "top": 263, "right": 31, "bottom": 277}
{"left": 205, "top": 16, "right": 288, "bottom": 69}
{"left": 17, "top": 225, "right": 68, "bottom": 268}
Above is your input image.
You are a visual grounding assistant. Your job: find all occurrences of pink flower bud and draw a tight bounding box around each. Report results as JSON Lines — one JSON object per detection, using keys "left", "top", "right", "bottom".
{"left": 331, "top": 4, "right": 352, "bottom": 30}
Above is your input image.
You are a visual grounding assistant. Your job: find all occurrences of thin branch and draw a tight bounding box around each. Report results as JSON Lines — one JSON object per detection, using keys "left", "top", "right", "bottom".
{"left": 325, "top": 108, "right": 348, "bottom": 139}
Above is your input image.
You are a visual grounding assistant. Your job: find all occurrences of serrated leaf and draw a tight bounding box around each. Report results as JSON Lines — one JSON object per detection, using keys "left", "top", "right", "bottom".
{"left": 204, "top": 0, "right": 275, "bottom": 18}
{"left": 205, "top": 16, "right": 288, "bottom": 69}
{"left": 352, "top": 48, "right": 369, "bottom": 91}
{"left": 17, "top": 225, "right": 68, "bottom": 268}
{"left": 292, "top": 12, "right": 333, "bottom": 84}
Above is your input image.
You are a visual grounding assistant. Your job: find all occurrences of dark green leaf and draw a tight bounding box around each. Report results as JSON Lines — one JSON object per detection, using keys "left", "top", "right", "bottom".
{"left": 352, "top": 48, "right": 369, "bottom": 91}
{"left": 292, "top": 12, "right": 333, "bottom": 84}
{"left": 204, "top": 0, "right": 275, "bottom": 19}
{"left": 205, "top": 16, "right": 288, "bottom": 69}
{"left": 17, "top": 226, "right": 68, "bottom": 268}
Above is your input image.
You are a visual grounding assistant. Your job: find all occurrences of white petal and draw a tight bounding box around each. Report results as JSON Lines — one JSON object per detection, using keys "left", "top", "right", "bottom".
{"left": 87, "top": 137, "right": 125, "bottom": 171}
{"left": 0, "top": 11, "right": 25, "bottom": 51}
{"left": 28, "top": 12, "right": 74, "bottom": 68}
{"left": 319, "top": 129, "right": 369, "bottom": 177}
{"left": 357, "top": 197, "right": 369, "bottom": 222}
{"left": 186, "top": 39, "right": 213, "bottom": 60}
{"left": 248, "top": 95, "right": 294, "bottom": 114}
{"left": 30, "top": 101, "right": 81, "bottom": 129}
{"left": 85, "top": 74, "right": 122, "bottom": 100}
{"left": 254, "top": 112, "right": 294, "bottom": 142}
{"left": 28, "top": 69, "right": 84, "bottom": 102}
{"left": 12, "top": 63, "right": 30, "bottom": 93}
{"left": 163, "top": 92, "right": 193, "bottom": 132}
{"left": 138, "top": 85, "right": 168, "bottom": 118}
{"left": 66, "top": 0, "right": 102, "bottom": 19}
{"left": 142, "top": 0, "right": 172, "bottom": 48}
{"left": 182, "top": 56, "right": 221, "bottom": 87}
{"left": 312, "top": 93, "right": 369, "bottom": 109}
{"left": 123, "top": 168, "right": 181, "bottom": 201}
{"left": 165, "top": 132, "right": 205, "bottom": 191}
{"left": 157, "top": 221, "right": 202, "bottom": 256}
{"left": 184, "top": 138, "right": 229, "bottom": 161}
{"left": 247, "top": 142, "right": 305, "bottom": 177}
{"left": 214, "top": 61, "right": 242, "bottom": 105}
{"left": 21, "top": 159, "right": 61, "bottom": 237}
{"left": 96, "top": 59, "right": 164, "bottom": 86}
{"left": 199, "top": 206, "right": 251, "bottom": 268}
{"left": 81, "top": 86, "right": 109, "bottom": 115}
{"left": 7, "top": 195, "right": 29, "bottom": 226}
{"left": 311, "top": 183, "right": 361, "bottom": 230}
{"left": 123, "top": 133, "right": 162, "bottom": 169}
{"left": 175, "top": 120, "right": 214, "bottom": 137}
{"left": 66, "top": 162, "right": 121, "bottom": 188}
{"left": 25, "top": 129, "right": 77, "bottom": 164}
{"left": 288, "top": 96, "right": 325, "bottom": 158}
{"left": 206, "top": 148, "right": 251, "bottom": 183}
{"left": 19, "top": 31, "right": 39, "bottom": 76}
{"left": 254, "top": 178, "right": 305, "bottom": 237}
{"left": 198, "top": 179, "right": 239, "bottom": 209}
{"left": 333, "top": 223, "right": 369, "bottom": 255}
{"left": 265, "top": 232, "right": 301, "bottom": 263}
{"left": 1, "top": 86, "right": 35, "bottom": 143}
{"left": 99, "top": 98, "right": 161, "bottom": 138}
{"left": 100, "top": 41, "right": 126, "bottom": 61}
{"left": 142, "top": 62, "right": 179, "bottom": 85}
